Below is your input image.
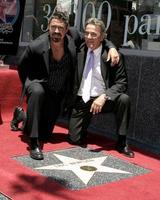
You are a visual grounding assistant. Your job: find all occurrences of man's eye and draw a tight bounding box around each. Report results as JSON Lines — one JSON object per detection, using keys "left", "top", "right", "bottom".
{"left": 91, "top": 33, "right": 97, "bottom": 37}
{"left": 51, "top": 26, "right": 64, "bottom": 31}
{"left": 84, "top": 32, "right": 97, "bottom": 38}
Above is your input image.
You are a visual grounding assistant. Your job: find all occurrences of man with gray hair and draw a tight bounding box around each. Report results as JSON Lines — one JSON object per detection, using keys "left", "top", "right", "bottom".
{"left": 67, "top": 18, "right": 134, "bottom": 158}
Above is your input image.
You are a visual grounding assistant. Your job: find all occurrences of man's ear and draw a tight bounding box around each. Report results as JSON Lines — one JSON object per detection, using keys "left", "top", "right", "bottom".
{"left": 100, "top": 33, "right": 105, "bottom": 42}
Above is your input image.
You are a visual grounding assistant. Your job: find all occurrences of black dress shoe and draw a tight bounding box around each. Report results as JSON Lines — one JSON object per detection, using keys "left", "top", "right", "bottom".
{"left": 29, "top": 138, "right": 44, "bottom": 160}
{"left": 30, "top": 147, "right": 44, "bottom": 160}
{"left": 116, "top": 145, "right": 134, "bottom": 158}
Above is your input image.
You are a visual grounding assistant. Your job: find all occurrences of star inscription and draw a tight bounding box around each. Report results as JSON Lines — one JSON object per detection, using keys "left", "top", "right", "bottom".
{"left": 35, "top": 154, "right": 131, "bottom": 185}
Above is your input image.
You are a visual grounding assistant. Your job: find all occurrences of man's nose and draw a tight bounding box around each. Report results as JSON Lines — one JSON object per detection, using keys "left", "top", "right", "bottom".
{"left": 54, "top": 27, "right": 59, "bottom": 32}
{"left": 87, "top": 33, "right": 92, "bottom": 39}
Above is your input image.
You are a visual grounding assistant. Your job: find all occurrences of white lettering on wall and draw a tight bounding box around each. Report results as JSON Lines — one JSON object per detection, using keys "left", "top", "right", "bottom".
{"left": 97, "top": 1, "right": 111, "bottom": 31}
{"left": 155, "top": 15, "right": 160, "bottom": 35}
{"left": 139, "top": 15, "right": 152, "bottom": 35}
{"left": 82, "top": 0, "right": 111, "bottom": 31}
{"left": 123, "top": 14, "right": 160, "bottom": 46}
{"left": 41, "top": 4, "right": 52, "bottom": 32}
{"left": 123, "top": 15, "right": 138, "bottom": 46}
{"left": 39, "top": 0, "right": 160, "bottom": 47}
{"left": 82, "top": 1, "right": 96, "bottom": 28}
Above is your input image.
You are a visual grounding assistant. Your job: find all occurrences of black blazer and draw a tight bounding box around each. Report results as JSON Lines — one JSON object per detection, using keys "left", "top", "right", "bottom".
{"left": 18, "top": 29, "right": 81, "bottom": 105}
{"left": 18, "top": 30, "right": 79, "bottom": 84}
{"left": 18, "top": 29, "right": 117, "bottom": 110}
{"left": 73, "top": 42, "right": 128, "bottom": 102}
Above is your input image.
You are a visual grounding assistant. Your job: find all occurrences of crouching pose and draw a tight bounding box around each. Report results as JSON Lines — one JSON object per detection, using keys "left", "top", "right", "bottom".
{"left": 67, "top": 18, "right": 134, "bottom": 158}
{"left": 18, "top": 11, "right": 119, "bottom": 160}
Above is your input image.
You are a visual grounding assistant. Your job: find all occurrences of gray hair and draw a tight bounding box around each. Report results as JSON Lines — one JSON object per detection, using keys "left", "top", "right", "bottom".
{"left": 85, "top": 18, "right": 106, "bottom": 34}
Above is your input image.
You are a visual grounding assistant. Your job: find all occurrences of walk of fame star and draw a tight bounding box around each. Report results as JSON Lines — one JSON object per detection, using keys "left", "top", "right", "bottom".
{"left": 14, "top": 147, "right": 150, "bottom": 190}
{"left": 35, "top": 154, "right": 131, "bottom": 185}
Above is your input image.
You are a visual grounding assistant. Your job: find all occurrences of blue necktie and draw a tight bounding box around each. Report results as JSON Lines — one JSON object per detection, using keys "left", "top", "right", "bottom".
{"left": 82, "top": 51, "right": 94, "bottom": 103}
{"left": 84, "top": 51, "right": 94, "bottom": 78}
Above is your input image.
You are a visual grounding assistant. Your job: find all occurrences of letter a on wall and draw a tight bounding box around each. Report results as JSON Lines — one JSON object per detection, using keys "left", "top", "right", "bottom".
{"left": 0, "top": 0, "right": 26, "bottom": 55}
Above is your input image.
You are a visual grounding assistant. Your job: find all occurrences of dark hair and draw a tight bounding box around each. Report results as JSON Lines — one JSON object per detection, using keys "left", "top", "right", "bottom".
{"left": 49, "top": 11, "right": 69, "bottom": 26}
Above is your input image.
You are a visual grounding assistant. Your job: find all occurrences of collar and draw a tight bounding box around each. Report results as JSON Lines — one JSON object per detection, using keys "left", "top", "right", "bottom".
{"left": 87, "top": 44, "right": 102, "bottom": 57}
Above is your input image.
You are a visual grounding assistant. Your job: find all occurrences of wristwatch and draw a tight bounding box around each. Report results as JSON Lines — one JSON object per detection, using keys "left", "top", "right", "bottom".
{"left": 107, "top": 96, "right": 111, "bottom": 100}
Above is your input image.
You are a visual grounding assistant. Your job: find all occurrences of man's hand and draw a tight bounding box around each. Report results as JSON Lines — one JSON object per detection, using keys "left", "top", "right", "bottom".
{"left": 107, "top": 48, "right": 119, "bottom": 66}
{"left": 90, "top": 94, "right": 107, "bottom": 114}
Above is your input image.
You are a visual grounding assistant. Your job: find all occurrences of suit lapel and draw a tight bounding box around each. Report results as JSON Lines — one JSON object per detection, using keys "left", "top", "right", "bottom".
{"left": 42, "top": 37, "right": 50, "bottom": 74}
{"left": 66, "top": 34, "right": 76, "bottom": 59}
{"left": 42, "top": 34, "right": 77, "bottom": 75}
{"left": 77, "top": 47, "right": 87, "bottom": 85}
{"left": 101, "top": 49, "right": 109, "bottom": 81}
{"left": 43, "top": 51, "right": 49, "bottom": 74}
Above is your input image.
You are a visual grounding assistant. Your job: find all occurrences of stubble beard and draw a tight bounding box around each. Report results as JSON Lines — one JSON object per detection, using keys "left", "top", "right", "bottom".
{"left": 51, "top": 33, "right": 62, "bottom": 43}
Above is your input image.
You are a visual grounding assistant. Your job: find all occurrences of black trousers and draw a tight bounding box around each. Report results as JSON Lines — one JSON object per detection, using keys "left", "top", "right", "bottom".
{"left": 25, "top": 82, "right": 62, "bottom": 138}
{"left": 68, "top": 94, "right": 130, "bottom": 143}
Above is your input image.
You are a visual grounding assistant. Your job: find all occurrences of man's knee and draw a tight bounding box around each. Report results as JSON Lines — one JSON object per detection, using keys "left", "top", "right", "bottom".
{"left": 119, "top": 93, "right": 130, "bottom": 102}
{"left": 27, "top": 82, "right": 45, "bottom": 97}
{"left": 118, "top": 94, "right": 130, "bottom": 106}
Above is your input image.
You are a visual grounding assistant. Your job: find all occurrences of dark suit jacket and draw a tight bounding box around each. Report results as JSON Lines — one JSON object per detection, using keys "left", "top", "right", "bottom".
{"left": 73, "top": 42, "right": 128, "bottom": 102}
{"left": 19, "top": 29, "right": 82, "bottom": 93}
{"left": 17, "top": 29, "right": 81, "bottom": 112}
{"left": 18, "top": 29, "right": 116, "bottom": 111}
{"left": 18, "top": 30, "right": 79, "bottom": 83}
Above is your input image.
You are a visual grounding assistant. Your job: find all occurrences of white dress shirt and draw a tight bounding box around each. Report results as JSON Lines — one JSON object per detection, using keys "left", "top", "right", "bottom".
{"left": 78, "top": 45, "right": 107, "bottom": 97}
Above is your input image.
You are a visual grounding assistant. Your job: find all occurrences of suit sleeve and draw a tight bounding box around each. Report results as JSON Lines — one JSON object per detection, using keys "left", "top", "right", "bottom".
{"left": 106, "top": 53, "right": 128, "bottom": 100}
{"left": 68, "top": 27, "right": 83, "bottom": 49}
{"left": 103, "top": 39, "right": 117, "bottom": 50}
{"left": 17, "top": 45, "right": 32, "bottom": 85}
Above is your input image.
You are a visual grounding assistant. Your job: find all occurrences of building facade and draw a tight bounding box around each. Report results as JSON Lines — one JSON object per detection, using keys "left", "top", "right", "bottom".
{"left": 17, "top": 0, "right": 160, "bottom": 153}
{"left": 21, "top": 0, "right": 160, "bottom": 51}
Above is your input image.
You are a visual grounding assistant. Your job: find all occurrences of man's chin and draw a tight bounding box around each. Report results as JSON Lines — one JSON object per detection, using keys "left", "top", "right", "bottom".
{"left": 87, "top": 43, "right": 94, "bottom": 49}
{"left": 52, "top": 38, "right": 61, "bottom": 43}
